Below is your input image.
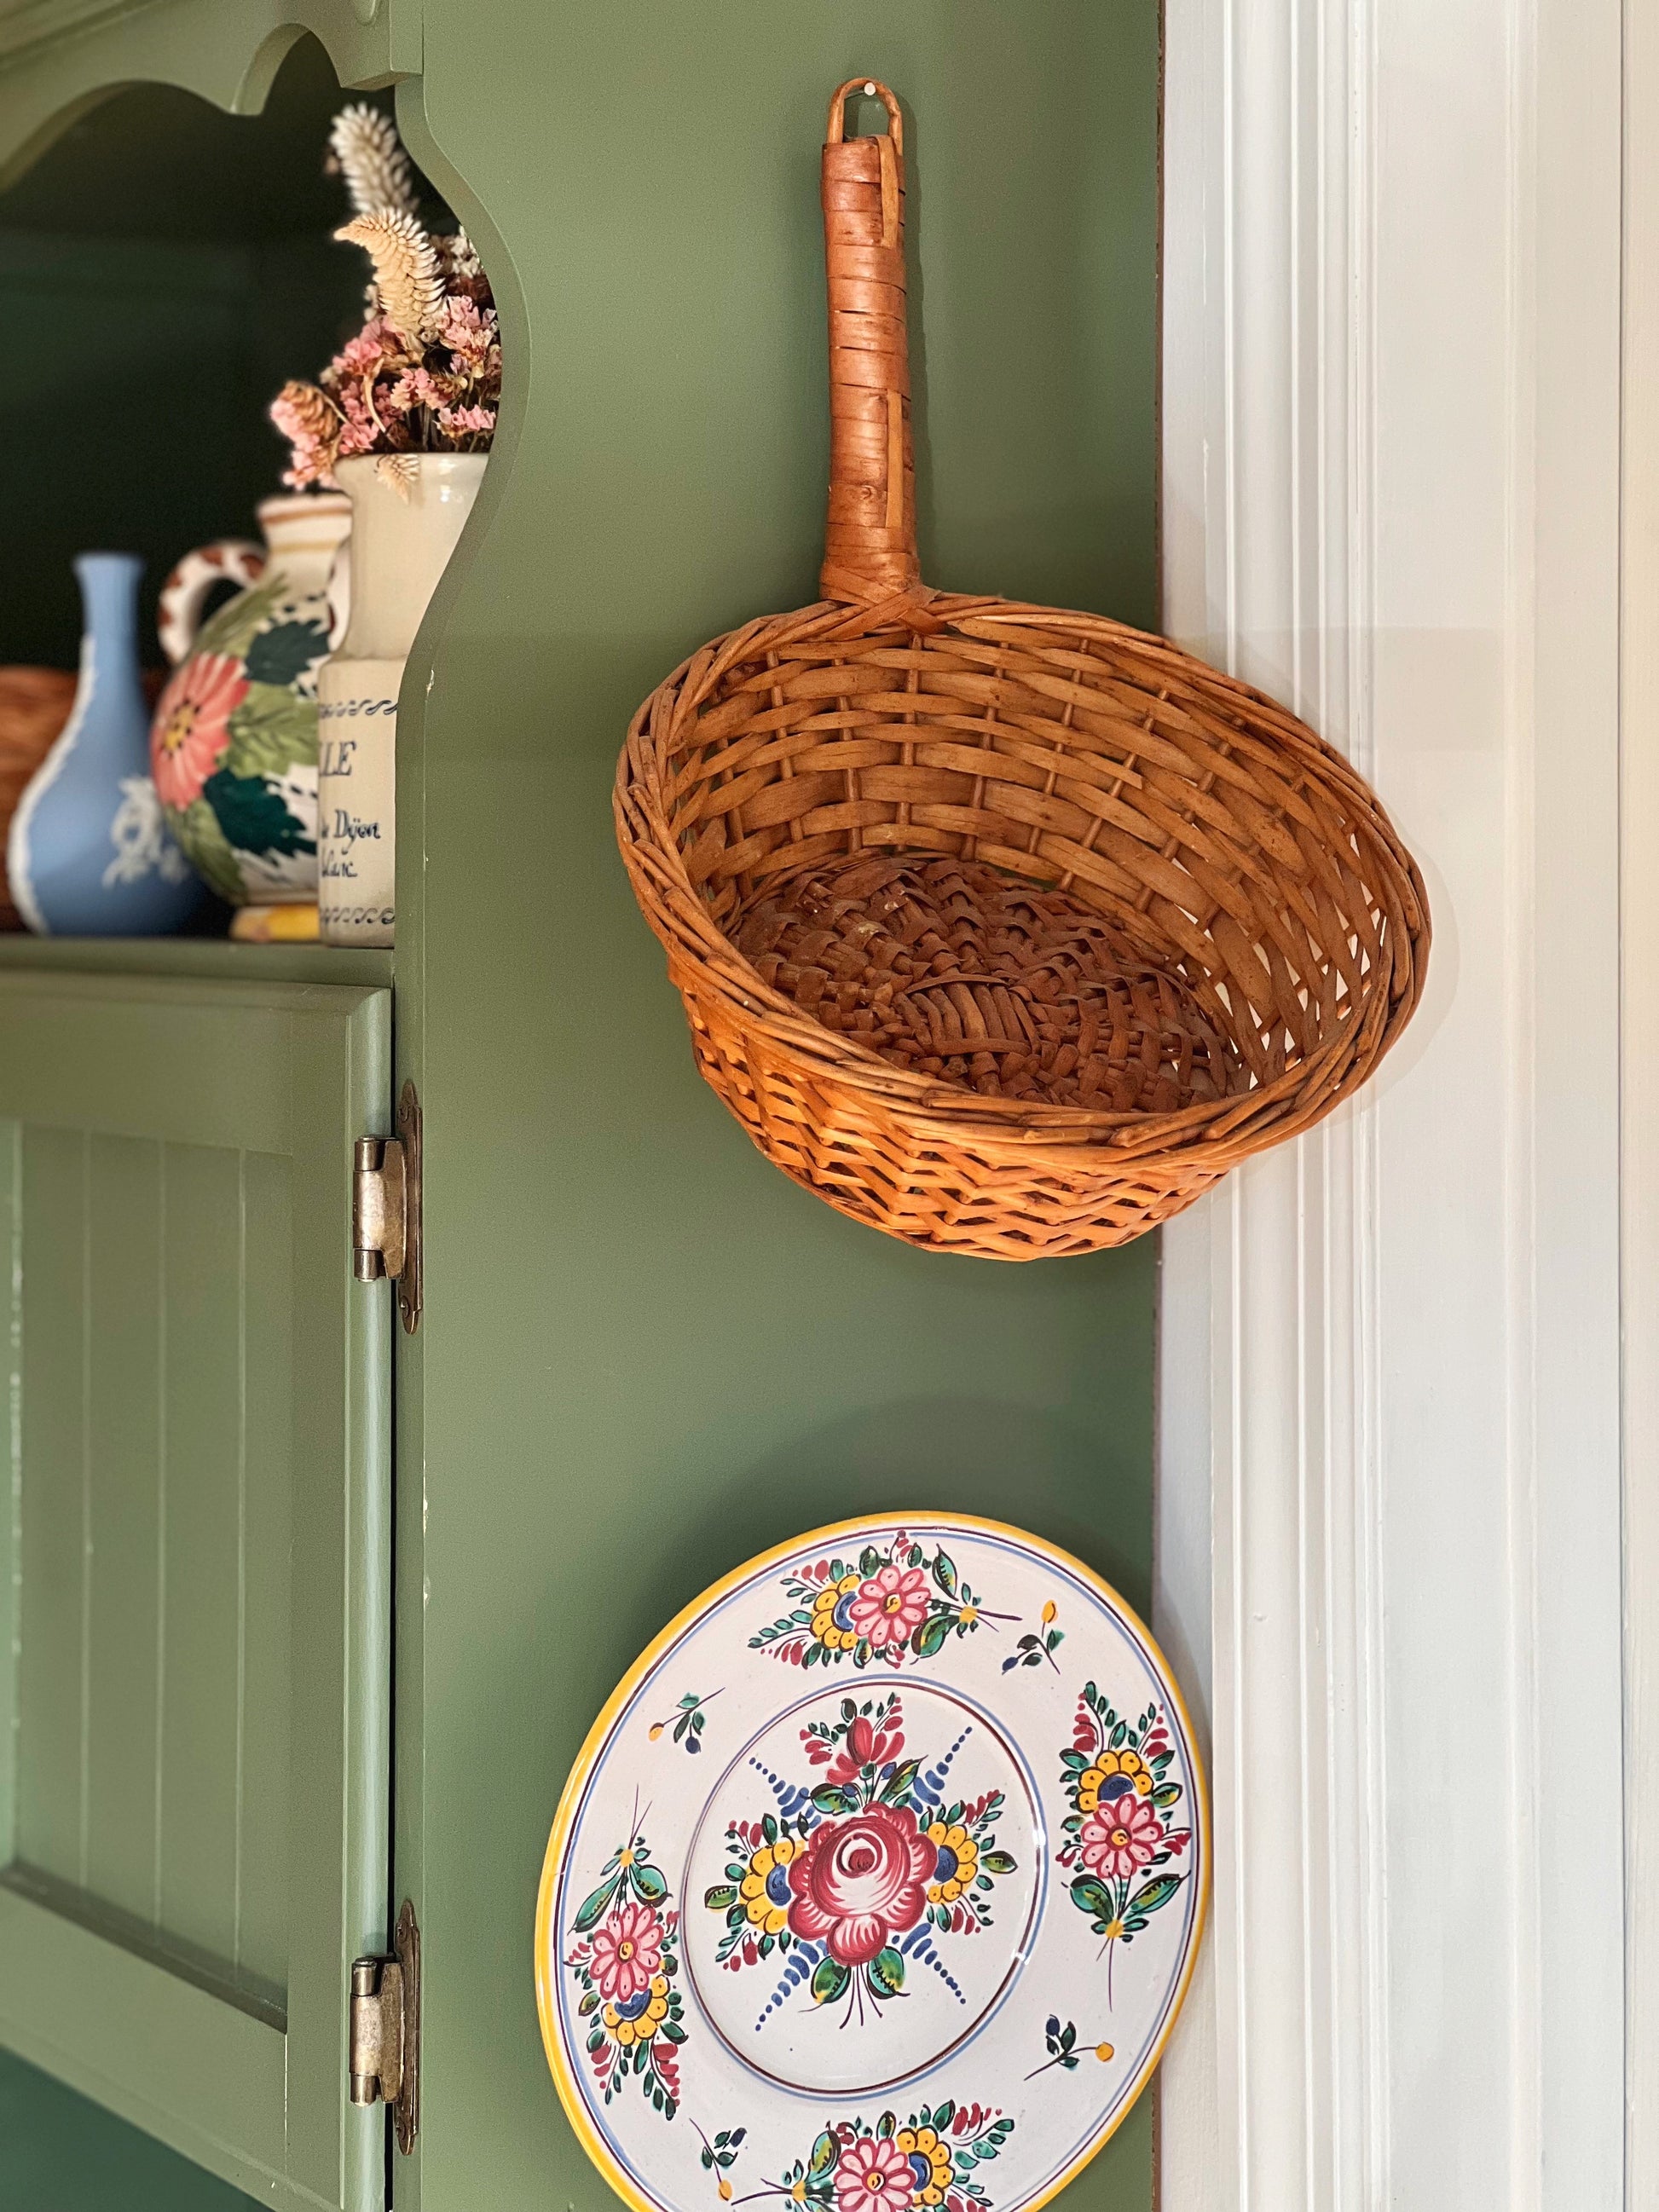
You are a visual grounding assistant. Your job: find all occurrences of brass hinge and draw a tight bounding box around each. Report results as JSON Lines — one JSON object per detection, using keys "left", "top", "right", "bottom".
{"left": 352, "top": 1080, "right": 422, "bottom": 1335}
{"left": 350, "top": 1898, "right": 420, "bottom": 2154}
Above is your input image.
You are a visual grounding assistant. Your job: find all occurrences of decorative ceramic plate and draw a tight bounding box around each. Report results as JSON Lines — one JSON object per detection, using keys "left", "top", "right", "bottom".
{"left": 535, "top": 1515, "right": 1208, "bottom": 2212}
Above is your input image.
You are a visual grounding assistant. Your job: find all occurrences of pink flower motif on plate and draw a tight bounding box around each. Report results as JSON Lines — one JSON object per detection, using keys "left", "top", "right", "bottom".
{"left": 587, "top": 1897, "right": 663, "bottom": 2003}
{"left": 813, "top": 1710, "right": 902, "bottom": 1788}
{"left": 787, "top": 1805, "right": 935, "bottom": 1965}
{"left": 847, "top": 1562, "right": 932, "bottom": 1655}
{"left": 151, "top": 652, "right": 247, "bottom": 811}
{"left": 1078, "top": 1793, "right": 1163, "bottom": 1883}
{"left": 834, "top": 2134, "right": 916, "bottom": 2212}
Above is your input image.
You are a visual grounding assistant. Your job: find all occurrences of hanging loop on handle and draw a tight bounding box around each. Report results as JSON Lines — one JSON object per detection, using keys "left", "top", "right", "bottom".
{"left": 825, "top": 78, "right": 905, "bottom": 152}
{"left": 819, "top": 77, "right": 921, "bottom": 604}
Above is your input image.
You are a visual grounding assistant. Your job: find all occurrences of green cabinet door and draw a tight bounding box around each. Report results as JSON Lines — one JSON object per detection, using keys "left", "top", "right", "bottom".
{"left": 0, "top": 968, "right": 392, "bottom": 2212}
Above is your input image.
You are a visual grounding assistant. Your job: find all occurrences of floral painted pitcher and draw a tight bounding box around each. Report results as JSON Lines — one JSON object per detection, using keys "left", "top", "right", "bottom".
{"left": 150, "top": 492, "right": 350, "bottom": 921}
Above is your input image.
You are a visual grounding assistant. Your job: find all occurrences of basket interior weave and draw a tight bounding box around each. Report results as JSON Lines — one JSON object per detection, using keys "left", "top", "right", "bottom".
{"left": 663, "top": 602, "right": 1413, "bottom": 1132}
{"left": 735, "top": 852, "right": 1246, "bottom": 1113}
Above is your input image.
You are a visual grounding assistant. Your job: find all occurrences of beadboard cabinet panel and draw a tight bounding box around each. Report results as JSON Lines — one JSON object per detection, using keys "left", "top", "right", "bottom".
{"left": 0, "top": 972, "right": 393, "bottom": 2212}
{"left": 83, "top": 1133, "right": 166, "bottom": 1933}
{"left": 10, "top": 1127, "right": 293, "bottom": 2011}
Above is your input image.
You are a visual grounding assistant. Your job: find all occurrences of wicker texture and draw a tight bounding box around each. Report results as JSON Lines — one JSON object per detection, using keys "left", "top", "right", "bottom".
{"left": 736, "top": 855, "right": 1237, "bottom": 1113}
{"left": 0, "top": 667, "right": 76, "bottom": 931}
{"left": 616, "top": 80, "right": 1430, "bottom": 1259}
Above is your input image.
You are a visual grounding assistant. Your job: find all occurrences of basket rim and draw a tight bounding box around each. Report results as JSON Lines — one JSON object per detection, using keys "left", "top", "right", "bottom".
{"left": 616, "top": 589, "right": 1431, "bottom": 1170}
{"left": 639, "top": 586, "right": 1425, "bottom": 843}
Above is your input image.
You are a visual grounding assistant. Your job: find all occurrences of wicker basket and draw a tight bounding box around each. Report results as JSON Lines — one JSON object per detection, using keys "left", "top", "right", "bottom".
{"left": 616, "top": 79, "right": 1430, "bottom": 1260}
{"left": 0, "top": 667, "right": 77, "bottom": 931}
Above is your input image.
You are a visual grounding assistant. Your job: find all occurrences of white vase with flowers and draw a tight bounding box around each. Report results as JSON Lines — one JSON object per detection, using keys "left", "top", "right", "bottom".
{"left": 270, "top": 104, "right": 500, "bottom": 946}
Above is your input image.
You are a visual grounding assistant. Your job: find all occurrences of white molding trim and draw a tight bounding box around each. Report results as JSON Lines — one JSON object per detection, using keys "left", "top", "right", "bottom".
{"left": 1623, "top": 3, "right": 1659, "bottom": 2196}
{"left": 1155, "top": 3, "right": 1626, "bottom": 2207}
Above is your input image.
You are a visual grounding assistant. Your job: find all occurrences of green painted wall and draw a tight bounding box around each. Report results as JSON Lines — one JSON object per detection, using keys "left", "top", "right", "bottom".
{"left": 398, "top": 3, "right": 1161, "bottom": 2209}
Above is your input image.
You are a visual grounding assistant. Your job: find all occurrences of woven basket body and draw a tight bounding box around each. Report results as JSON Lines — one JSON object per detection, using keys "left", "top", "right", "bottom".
{"left": 0, "top": 667, "right": 76, "bottom": 931}
{"left": 616, "top": 83, "right": 1429, "bottom": 1259}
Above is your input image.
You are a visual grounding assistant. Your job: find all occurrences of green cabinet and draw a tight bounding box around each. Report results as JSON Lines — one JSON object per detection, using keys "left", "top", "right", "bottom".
{"left": 0, "top": 2046, "right": 266, "bottom": 2210}
{"left": 0, "top": 968, "right": 391, "bottom": 2211}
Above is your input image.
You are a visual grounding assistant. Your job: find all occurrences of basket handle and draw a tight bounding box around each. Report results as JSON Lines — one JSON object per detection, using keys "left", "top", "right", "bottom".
{"left": 819, "top": 78, "right": 922, "bottom": 603}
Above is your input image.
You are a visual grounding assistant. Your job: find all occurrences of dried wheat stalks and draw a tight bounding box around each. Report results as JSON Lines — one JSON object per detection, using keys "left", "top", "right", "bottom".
{"left": 336, "top": 211, "right": 446, "bottom": 344}
{"left": 439, "top": 228, "right": 483, "bottom": 282}
{"left": 275, "top": 378, "right": 343, "bottom": 441}
{"left": 328, "top": 103, "right": 418, "bottom": 219}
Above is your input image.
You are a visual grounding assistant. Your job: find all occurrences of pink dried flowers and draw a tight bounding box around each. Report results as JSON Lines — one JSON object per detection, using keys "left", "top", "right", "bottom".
{"left": 270, "top": 106, "right": 500, "bottom": 492}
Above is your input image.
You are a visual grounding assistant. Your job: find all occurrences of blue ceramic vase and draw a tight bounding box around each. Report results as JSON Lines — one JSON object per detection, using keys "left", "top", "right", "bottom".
{"left": 7, "top": 552, "right": 203, "bottom": 935}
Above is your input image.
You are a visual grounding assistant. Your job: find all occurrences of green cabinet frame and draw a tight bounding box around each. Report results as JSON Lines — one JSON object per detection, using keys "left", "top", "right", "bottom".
{"left": 0, "top": 970, "right": 392, "bottom": 2212}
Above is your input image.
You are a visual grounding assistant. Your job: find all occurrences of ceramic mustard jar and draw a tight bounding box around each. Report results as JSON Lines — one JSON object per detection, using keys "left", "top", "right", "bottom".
{"left": 316, "top": 453, "right": 483, "bottom": 946}
{"left": 150, "top": 491, "right": 351, "bottom": 921}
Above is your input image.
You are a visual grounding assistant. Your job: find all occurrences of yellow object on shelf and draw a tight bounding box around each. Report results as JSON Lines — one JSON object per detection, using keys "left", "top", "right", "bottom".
{"left": 229, "top": 901, "right": 321, "bottom": 943}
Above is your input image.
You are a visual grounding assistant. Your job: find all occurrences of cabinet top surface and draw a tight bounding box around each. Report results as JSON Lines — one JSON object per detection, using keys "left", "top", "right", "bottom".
{"left": 0, "top": 938, "right": 393, "bottom": 989}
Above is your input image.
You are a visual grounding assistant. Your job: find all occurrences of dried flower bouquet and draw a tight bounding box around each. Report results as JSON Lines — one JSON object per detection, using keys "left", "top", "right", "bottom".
{"left": 271, "top": 105, "right": 500, "bottom": 494}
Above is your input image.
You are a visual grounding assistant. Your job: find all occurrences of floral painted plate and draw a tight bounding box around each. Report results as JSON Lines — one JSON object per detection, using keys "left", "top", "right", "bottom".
{"left": 535, "top": 1515, "right": 1208, "bottom": 2212}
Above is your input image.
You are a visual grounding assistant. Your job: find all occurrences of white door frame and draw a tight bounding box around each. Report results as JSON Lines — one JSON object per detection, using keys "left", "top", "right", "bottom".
{"left": 1154, "top": 3, "right": 1628, "bottom": 2206}
{"left": 1621, "top": 5, "right": 1657, "bottom": 2202}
